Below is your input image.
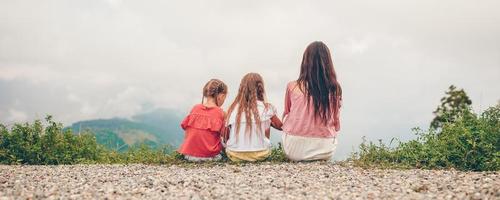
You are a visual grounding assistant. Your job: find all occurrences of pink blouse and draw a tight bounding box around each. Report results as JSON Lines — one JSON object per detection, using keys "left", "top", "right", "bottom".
{"left": 282, "top": 81, "right": 341, "bottom": 138}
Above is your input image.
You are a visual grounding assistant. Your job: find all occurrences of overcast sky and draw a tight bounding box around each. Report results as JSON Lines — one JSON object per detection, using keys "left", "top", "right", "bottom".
{"left": 1, "top": 0, "right": 499, "bottom": 159}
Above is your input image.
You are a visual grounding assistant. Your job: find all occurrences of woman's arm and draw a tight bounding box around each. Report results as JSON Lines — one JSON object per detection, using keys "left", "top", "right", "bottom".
{"left": 334, "top": 98, "right": 342, "bottom": 132}
{"left": 270, "top": 115, "right": 283, "bottom": 131}
{"left": 282, "top": 83, "right": 291, "bottom": 120}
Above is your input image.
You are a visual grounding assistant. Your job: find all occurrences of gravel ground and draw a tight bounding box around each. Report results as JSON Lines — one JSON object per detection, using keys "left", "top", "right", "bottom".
{"left": 0, "top": 163, "right": 498, "bottom": 200}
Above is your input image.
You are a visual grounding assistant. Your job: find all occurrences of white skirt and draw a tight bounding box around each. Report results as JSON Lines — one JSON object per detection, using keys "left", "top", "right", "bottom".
{"left": 282, "top": 133, "right": 338, "bottom": 161}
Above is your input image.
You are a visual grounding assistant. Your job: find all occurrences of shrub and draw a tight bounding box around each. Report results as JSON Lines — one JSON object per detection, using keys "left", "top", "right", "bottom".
{"left": 0, "top": 116, "right": 101, "bottom": 164}
{"left": 351, "top": 105, "right": 500, "bottom": 171}
{"left": 431, "top": 85, "right": 472, "bottom": 129}
{"left": 0, "top": 116, "right": 184, "bottom": 165}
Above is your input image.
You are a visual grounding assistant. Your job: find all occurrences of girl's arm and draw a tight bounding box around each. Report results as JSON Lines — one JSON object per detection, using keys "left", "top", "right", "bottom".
{"left": 220, "top": 111, "right": 229, "bottom": 142}
{"left": 221, "top": 125, "right": 231, "bottom": 143}
{"left": 270, "top": 115, "right": 283, "bottom": 131}
{"left": 181, "top": 106, "right": 197, "bottom": 130}
{"left": 180, "top": 115, "right": 190, "bottom": 130}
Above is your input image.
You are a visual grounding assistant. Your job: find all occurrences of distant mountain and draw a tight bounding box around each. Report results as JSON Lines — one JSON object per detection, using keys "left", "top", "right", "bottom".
{"left": 69, "top": 109, "right": 184, "bottom": 151}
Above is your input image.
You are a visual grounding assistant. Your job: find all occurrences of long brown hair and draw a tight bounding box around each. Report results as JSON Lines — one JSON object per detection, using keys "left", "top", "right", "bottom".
{"left": 226, "top": 73, "right": 267, "bottom": 138}
{"left": 201, "top": 79, "right": 228, "bottom": 106}
{"left": 297, "top": 41, "right": 342, "bottom": 125}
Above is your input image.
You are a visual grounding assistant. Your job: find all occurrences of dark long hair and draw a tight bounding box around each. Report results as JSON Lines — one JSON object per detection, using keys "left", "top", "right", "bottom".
{"left": 297, "top": 41, "right": 342, "bottom": 125}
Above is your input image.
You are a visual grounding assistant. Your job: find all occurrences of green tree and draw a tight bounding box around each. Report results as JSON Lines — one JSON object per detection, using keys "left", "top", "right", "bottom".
{"left": 431, "top": 85, "right": 472, "bottom": 129}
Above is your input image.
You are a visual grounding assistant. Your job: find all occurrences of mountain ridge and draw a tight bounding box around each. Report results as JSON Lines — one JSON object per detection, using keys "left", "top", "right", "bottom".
{"left": 69, "top": 109, "right": 184, "bottom": 151}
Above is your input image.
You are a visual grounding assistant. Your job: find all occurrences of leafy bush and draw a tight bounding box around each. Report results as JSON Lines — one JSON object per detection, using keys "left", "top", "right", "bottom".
{"left": 0, "top": 116, "right": 101, "bottom": 164}
{"left": 0, "top": 116, "right": 183, "bottom": 165}
{"left": 351, "top": 105, "right": 500, "bottom": 171}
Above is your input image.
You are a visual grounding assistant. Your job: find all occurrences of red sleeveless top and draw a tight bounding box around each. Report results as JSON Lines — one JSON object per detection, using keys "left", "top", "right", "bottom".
{"left": 178, "top": 104, "right": 224, "bottom": 157}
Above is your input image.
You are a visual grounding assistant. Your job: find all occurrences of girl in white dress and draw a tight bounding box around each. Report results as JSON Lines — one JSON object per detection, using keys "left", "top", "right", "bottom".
{"left": 224, "top": 73, "right": 283, "bottom": 162}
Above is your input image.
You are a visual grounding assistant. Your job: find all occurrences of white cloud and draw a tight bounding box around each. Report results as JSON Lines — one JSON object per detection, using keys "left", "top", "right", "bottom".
{"left": 0, "top": 65, "right": 61, "bottom": 83}
{"left": 107, "top": 0, "right": 123, "bottom": 7}
{"left": 100, "top": 87, "right": 154, "bottom": 118}
{"left": 6, "top": 109, "right": 28, "bottom": 123}
{"left": 345, "top": 37, "right": 372, "bottom": 54}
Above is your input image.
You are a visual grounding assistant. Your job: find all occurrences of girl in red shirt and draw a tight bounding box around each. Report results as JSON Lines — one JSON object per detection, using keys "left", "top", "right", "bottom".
{"left": 178, "top": 79, "right": 228, "bottom": 161}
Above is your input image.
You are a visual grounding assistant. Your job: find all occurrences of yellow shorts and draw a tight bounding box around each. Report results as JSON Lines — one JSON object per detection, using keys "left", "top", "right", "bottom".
{"left": 226, "top": 149, "right": 271, "bottom": 162}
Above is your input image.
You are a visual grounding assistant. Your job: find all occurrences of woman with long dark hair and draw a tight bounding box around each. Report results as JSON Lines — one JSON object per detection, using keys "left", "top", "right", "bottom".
{"left": 282, "top": 41, "right": 342, "bottom": 161}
